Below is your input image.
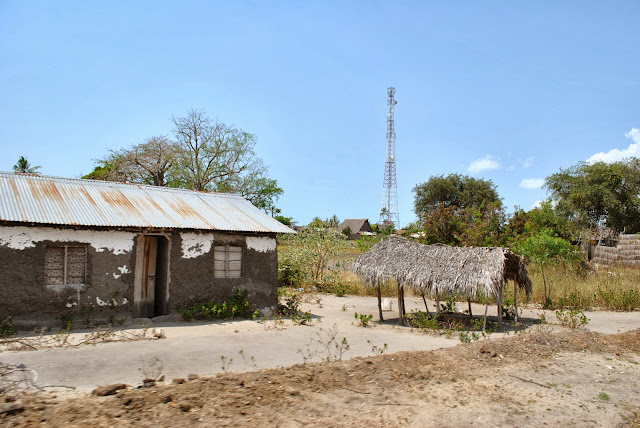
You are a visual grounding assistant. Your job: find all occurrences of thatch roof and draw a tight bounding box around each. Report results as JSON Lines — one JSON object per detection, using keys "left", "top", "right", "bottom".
{"left": 338, "top": 219, "right": 372, "bottom": 234}
{"left": 352, "top": 236, "right": 532, "bottom": 299}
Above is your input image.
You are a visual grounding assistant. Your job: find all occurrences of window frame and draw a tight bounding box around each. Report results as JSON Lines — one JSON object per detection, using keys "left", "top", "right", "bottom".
{"left": 213, "top": 244, "right": 243, "bottom": 278}
{"left": 44, "top": 245, "right": 87, "bottom": 286}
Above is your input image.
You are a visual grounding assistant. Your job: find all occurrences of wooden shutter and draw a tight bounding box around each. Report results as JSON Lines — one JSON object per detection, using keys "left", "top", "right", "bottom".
{"left": 45, "top": 246, "right": 86, "bottom": 285}
{"left": 66, "top": 247, "right": 86, "bottom": 284}
{"left": 45, "top": 247, "right": 65, "bottom": 285}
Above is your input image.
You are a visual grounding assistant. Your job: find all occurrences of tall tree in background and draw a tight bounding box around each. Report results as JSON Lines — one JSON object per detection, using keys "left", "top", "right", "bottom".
{"left": 84, "top": 109, "right": 284, "bottom": 214}
{"left": 413, "top": 173, "right": 501, "bottom": 219}
{"left": 84, "top": 136, "right": 177, "bottom": 186}
{"left": 414, "top": 174, "right": 503, "bottom": 245}
{"left": 172, "top": 109, "right": 257, "bottom": 192}
{"left": 13, "top": 156, "right": 41, "bottom": 174}
{"left": 545, "top": 158, "right": 640, "bottom": 234}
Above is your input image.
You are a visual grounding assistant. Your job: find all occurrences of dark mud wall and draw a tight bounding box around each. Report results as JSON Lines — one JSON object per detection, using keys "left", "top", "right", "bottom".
{"left": 0, "top": 226, "right": 137, "bottom": 327}
{"left": 169, "top": 232, "right": 278, "bottom": 313}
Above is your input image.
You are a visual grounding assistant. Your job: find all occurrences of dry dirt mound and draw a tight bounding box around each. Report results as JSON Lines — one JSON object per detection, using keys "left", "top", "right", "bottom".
{"left": 3, "top": 328, "right": 640, "bottom": 427}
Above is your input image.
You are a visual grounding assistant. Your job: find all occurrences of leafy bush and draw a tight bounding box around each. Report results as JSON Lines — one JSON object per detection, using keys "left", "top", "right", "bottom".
{"left": 555, "top": 309, "right": 589, "bottom": 329}
{"left": 277, "top": 289, "right": 313, "bottom": 325}
{"left": 354, "top": 313, "right": 373, "bottom": 327}
{"left": 355, "top": 235, "right": 380, "bottom": 253}
{"left": 179, "top": 289, "right": 258, "bottom": 321}
{"left": 330, "top": 282, "right": 352, "bottom": 297}
{"left": 404, "top": 311, "right": 439, "bottom": 331}
{"left": 277, "top": 228, "right": 347, "bottom": 289}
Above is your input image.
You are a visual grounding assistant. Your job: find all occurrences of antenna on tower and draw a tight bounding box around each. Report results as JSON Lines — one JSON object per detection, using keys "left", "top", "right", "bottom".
{"left": 379, "top": 87, "right": 400, "bottom": 229}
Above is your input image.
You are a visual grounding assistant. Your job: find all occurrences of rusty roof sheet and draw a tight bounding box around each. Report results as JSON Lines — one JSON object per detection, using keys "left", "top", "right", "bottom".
{"left": 0, "top": 172, "right": 293, "bottom": 233}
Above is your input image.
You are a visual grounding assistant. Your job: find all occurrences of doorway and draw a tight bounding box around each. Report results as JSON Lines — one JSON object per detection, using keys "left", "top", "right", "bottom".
{"left": 134, "top": 235, "right": 169, "bottom": 318}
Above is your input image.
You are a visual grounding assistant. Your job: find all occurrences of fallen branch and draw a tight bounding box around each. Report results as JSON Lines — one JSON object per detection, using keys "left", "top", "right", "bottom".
{"left": 508, "top": 374, "right": 551, "bottom": 388}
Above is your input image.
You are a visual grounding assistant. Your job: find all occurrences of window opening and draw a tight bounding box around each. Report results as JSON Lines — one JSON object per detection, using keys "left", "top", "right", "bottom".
{"left": 45, "top": 246, "right": 86, "bottom": 285}
{"left": 214, "top": 245, "right": 242, "bottom": 278}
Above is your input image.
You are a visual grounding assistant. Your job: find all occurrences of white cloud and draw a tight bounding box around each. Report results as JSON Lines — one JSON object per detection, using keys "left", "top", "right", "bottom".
{"left": 468, "top": 155, "right": 500, "bottom": 173}
{"left": 531, "top": 200, "right": 543, "bottom": 209}
{"left": 520, "top": 178, "right": 545, "bottom": 189}
{"left": 586, "top": 128, "right": 639, "bottom": 164}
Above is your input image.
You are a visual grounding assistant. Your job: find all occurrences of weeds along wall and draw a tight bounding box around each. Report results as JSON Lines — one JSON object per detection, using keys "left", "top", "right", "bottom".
{"left": 0, "top": 224, "right": 278, "bottom": 327}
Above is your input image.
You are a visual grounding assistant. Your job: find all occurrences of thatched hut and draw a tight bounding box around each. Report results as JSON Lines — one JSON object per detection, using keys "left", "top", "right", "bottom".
{"left": 352, "top": 236, "right": 532, "bottom": 328}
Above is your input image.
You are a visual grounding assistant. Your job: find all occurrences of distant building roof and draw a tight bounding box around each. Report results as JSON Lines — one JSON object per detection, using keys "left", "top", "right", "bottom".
{"left": 338, "top": 219, "right": 372, "bottom": 234}
{"left": 0, "top": 172, "right": 293, "bottom": 234}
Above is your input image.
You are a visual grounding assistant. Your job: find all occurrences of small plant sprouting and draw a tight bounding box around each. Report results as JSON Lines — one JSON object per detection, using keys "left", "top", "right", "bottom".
{"left": 367, "top": 340, "right": 388, "bottom": 355}
{"left": 555, "top": 309, "right": 589, "bottom": 329}
{"left": 341, "top": 305, "right": 348, "bottom": 312}
{"left": 354, "top": 313, "right": 373, "bottom": 327}
{"left": 238, "top": 349, "right": 258, "bottom": 369}
{"left": 220, "top": 356, "right": 233, "bottom": 372}
{"left": 538, "top": 312, "right": 547, "bottom": 324}
{"left": 297, "top": 325, "right": 350, "bottom": 364}
{"left": 598, "top": 392, "right": 610, "bottom": 402}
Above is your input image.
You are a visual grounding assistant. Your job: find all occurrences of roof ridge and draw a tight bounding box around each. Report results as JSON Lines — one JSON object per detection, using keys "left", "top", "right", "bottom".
{"left": 0, "top": 171, "right": 244, "bottom": 199}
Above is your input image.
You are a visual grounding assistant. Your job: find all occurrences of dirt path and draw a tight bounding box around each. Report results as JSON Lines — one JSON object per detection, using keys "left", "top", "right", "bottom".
{"left": 4, "top": 327, "right": 640, "bottom": 427}
{"left": 2, "top": 295, "right": 640, "bottom": 426}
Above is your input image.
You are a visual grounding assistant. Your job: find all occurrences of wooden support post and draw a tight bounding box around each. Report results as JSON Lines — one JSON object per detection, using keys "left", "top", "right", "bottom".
{"left": 377, "top": 282, "right": 384, "bottom": 322}
{"left": 483, "top": 297, "right": 489, "bottom": 332}
{"left": 497, "top": 287, "right": 503, "bottom": 330}
{"left": 422, "top": 292, "right": 429, "bottom": 314}
{"left": 397, "top": 284, "right": 405, "bottom": 325}
{"left": 468, "top": 297, "right": 473, "bottom": 318}
{"left": 513, "top": 277, "right": 519, "bottom": 324}
{"left": 401, "top": 287, "right": 406, "bottom": 318}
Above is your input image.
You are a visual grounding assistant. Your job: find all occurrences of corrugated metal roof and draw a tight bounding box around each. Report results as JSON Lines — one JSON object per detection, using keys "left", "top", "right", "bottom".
{"left": 0, "top": 172, "right": 294, "bottom": 233}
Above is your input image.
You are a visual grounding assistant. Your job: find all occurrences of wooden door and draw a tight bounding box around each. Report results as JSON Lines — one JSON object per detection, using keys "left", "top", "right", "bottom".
{"left": 137, "top": 236, "right": 158, "bottom": 318}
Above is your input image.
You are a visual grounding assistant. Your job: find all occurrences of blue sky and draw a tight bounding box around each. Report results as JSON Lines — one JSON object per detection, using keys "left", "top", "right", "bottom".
{"left": 1, "top": 1, "right": 638, "bottom": 226}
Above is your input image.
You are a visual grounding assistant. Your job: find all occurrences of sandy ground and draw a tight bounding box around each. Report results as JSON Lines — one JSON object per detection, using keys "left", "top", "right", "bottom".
{"left": 1, "top": 295, "right": 640, "bottom": 427}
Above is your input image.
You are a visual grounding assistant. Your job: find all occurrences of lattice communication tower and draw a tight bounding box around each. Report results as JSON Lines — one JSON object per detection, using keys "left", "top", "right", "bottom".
{"left": 379, "top": 87, "right": 400, "bottom": 228}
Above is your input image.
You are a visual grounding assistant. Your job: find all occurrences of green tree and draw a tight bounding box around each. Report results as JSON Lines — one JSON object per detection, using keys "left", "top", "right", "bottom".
{"left": 172, "top": 109, "right": 258, "bottom": 192}
{"left": 503, "top": 200, "right": 575, "bottom": 246}
{"left": 13, "top": 156, "right": 41, "bottom": 174}
{"left": 278, "top": 228, "right": 347, "bottom": 287}
{"left": 545, "top": 158, "right": 640, "bottom": 233}
{"left": 513, "top": 229, "right": 576, "bottom": 306}
{"left": 414, "top": 174, "right": 503, "bottom": 246}
{"left": 84, "top": 109, "right": 284, "bottom": 213}
{"left": 413, "top": 173, "right": 501, "bottom": 219}
{"left": 458, "top": 202, "right": 506, "bottom": 247}
{"left": 274, "top": 215, "right": 293, "bottom": 226}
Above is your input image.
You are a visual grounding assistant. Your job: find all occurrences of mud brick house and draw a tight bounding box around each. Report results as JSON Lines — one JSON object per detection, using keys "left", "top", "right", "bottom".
{"left": 0, "top": 172, "right": 293, "bottom": 326}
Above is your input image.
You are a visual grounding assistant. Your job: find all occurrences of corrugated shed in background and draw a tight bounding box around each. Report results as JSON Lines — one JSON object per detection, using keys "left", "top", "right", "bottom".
{"left": 0, "top": 172, "right": 293, "bottom": 233}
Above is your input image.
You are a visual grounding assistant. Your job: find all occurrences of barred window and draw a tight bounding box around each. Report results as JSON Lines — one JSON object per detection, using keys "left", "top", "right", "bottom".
{"left": 45, "top": 246, "right": 87, "bottom": 285}
{"left": 214, "top": 245, "right": 242, "bottom": 278}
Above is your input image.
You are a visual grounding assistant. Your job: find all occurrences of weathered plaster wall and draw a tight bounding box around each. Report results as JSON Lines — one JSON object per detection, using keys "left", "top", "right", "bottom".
{"left": 0, "top": 226, "right": 279, "bottom": 325}
{"left": 0, "top": 226, "right": 137, "bottom": 325}
{"left": 170, "top": 232, "right": 278, "bottom": 313}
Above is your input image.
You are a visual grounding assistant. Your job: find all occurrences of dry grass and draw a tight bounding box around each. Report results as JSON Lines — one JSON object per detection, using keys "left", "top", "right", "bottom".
{"left": 341, "top": 270, "right": 398, "bottom": 297}
{"left": 519, "top": 264, "right": 640, "bottom": 311}
{"left": 326, "top": 240, "right": 639, "bottom": 312}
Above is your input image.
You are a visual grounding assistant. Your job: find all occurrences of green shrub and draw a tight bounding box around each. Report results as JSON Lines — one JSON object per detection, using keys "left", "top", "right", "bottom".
{"left": 354, "top": 313, "right": 373, "bottom": 327}
{"left": 0, "top": 313, "right": 15, "bottom": 338}
{"left": 555, "top": 309, "right": 589, "bottom": 329}
{"left": 178, "top": 289, "right": 257, "bottom": 321}
{"left": 404, "top": 311, "right": 439, "bottom": 331}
